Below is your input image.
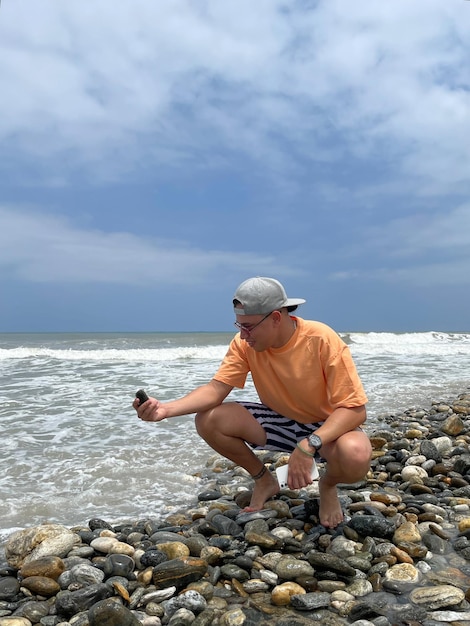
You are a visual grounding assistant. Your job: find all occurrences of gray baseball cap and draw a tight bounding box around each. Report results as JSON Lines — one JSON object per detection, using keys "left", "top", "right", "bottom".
{"left": 233, "top": 277, "right": 306, "bottom": 315}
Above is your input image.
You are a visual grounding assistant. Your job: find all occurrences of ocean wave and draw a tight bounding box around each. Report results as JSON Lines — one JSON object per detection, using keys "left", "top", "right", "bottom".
{"left": 0, "top": 345, "right": 229, "bottom": 363}
{"left": 1, "top": 332, "right": 468, "bottom": 364}
{"left": 0, "top": 331, "right": 469, "bottom": 538}
{"left": 347, "top": 331, "right": 470, "bottom": 343}
{"left": 345, "top": 331, "right": 470, "bottom": 357}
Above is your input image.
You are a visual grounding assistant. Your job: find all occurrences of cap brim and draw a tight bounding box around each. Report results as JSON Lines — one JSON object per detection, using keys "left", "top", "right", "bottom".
{"left": 286, "top": 298, "right": 306, "bottom": 307}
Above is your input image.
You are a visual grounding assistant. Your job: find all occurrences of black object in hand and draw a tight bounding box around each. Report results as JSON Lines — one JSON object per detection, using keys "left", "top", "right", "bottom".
{"left": 135, "top": 389, "right": 149, "bottom": 404}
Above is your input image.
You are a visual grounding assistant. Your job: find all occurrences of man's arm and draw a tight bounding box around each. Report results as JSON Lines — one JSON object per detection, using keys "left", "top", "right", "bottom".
{"left": 288, "top": 405, "right": 367, "bottom": 486}
{"left": 134, "top": 378, "right": 233, "bottom": 422}
{"left": 301, "top": 405, "right": 367, "bottom": 451}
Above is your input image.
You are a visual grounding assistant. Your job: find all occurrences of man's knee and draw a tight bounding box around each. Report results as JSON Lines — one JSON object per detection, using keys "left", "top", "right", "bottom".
{"left": 327, "top": 432, "right": 371, "bottom": 468}
{"left": 195, "top": 403, "right": 232, "bottom": 436}
{"left": 195, "top": 408, "right": 215, "bottom": 436}
{"left": 195, "top": 402, "right": 266, "bottom": 448}
{"left": 346, "top": 435, "right": 372, "bottom": 467}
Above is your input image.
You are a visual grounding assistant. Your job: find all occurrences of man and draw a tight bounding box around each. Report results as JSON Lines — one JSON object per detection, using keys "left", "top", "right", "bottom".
{"left": 134, "top": 277, "right": 371, "bottom": 528}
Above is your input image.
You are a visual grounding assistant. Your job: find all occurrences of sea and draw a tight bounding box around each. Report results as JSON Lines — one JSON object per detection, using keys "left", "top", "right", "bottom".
{"left": 1, "top": 330, "right": 469, "bottom": 545}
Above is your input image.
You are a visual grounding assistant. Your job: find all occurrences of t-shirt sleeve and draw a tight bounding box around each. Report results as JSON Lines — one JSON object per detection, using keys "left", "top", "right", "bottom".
{"left": 213, "top": 336, "right": 250, "bottom": 389}
{"left": 323, "top": 342, "right": 368, "bottom": 408}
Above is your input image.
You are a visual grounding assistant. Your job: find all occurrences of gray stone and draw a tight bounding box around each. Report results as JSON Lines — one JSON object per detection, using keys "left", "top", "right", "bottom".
{"left": 345, "top": 579, "right": 373, "bottom": 597}
{"left": 197, "top": 490, "right": 222, "bottom": 501}
{"left": 103, "top": 553, "right": 135, "bottom": 578}
{"left": 88, "top": 519, "right": 114, "bottom": 531}
{"left": 244, "top": 520, "right": 282, "bottom": 549}
{"left": 70, "top": 563, "right": 105, "bottom": 586}
{"left": 290, "top": 591, "right": 331, "bottom": 610}
{"left": 13, "top": 600, "right": 49, "bottom": 622}
{"left": 420, "top": 440, "right": 441, "bottom": 462}
{"left": 69, "top": 614, "right": 90, "bottom": 626}
{"left": 235, "top": 510, "right": 278, "bottom": 524}
{"left": 140, "top": 549, "right": 168, "bottom": 567}
{"left": 0, "top": 576, "right": 20, "bottom": 600}
{"left": 307, "top": 551, "right": 356, "bottom": 577}
{"left": 216, "top": 607, "right": 246, "bottom": 626}
{"left": 432, "top": 436, "right": 453, "bottom": 455}
{"left": 56, "top": 583, "right": 114, "bottom": 618}
{"left": 88, "top": 597, "right": 142, "bottom": 625}
{"left": 421, "top": 531, "right": 449, "bottom": 554}
{"left": 167, "top": 607, "right": 196, "bottom": 626}
{"left": 140, "top": 587, "right": 177, "bottom": 605}
{"left": 164, "top": 589, "right": 207, "bottom": 619}
{"left": 345, "top": 555, "right": 372, "bottom": 572}
{"left": 347, "top": 515, "right": 395, "bottom": 539}
{"left": 139, "top": 616, "right": 161, "bottom": 626}
{"left": 209, "top": 514, "right": 242, "bottom": 536}
{"left": 149, "top": 531, "right": 188, "bottom": 544}
{"left": 275, "top": 556, "right": 315, "bottom": 580}
{"left": 428, "top": 611, "right": 470, "bottom": 621}
{"left": 220, "top": 564, "right": 250, "bottom": 582}
{"left": 327, "top": 536, "right": 356, "bottom": 558}
{"left": 38, "top": 617, "right": 62, "bottom": 626}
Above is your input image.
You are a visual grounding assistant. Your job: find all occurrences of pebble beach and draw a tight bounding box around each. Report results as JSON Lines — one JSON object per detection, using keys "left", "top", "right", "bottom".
{"left": 2, "top": 391, "right": 470, "bottom": 626}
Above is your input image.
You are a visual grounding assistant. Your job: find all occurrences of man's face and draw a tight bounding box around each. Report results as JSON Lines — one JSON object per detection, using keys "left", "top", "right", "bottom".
{"left": 234, "top": 310, "right": 275, "bottom": 351}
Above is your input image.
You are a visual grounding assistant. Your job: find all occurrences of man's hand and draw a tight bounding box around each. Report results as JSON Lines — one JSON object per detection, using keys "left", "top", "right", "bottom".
{"left": 133, "top": 396, "right": 169, "bottom": 422}
{"left": 287, "top": 446, "right": 316, "bottom": 490}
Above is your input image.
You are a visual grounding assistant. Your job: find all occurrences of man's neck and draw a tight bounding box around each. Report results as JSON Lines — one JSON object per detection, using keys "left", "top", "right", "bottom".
{"left": 272, "top": 316, "right": 297, "bottom": 348}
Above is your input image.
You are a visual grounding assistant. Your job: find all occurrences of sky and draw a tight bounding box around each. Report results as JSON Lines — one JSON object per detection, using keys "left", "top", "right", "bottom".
{"left": 0, "top": 0, "right": 469, "bottom": 333}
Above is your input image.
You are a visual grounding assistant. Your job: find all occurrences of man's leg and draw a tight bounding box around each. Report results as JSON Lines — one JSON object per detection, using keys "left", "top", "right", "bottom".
{"left": 195, "top": 402, "right": 280, "bottom": 510}
{"left": 318, "top": 430, "right": 372, "bottom": 528}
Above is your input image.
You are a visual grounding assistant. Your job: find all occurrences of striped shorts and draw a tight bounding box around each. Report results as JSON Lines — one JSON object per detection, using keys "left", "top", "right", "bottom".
{"left": 237, "top": 401, "right": 322, "bottom": 455}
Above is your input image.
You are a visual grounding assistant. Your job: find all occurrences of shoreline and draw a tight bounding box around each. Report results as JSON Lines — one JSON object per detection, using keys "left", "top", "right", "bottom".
{"left": 1, "top": 329, "right": 468, "bottom": 542}
{"left": 1, "top": 390, "right": 470, "bottom": 625}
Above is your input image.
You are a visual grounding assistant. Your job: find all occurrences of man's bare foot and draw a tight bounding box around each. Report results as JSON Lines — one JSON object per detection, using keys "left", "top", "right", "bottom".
{"left": 243, "top": 469, "right": 280, "bottom": 512}
{"left": 318, "top": 477, "right": 344, "bottom": 528}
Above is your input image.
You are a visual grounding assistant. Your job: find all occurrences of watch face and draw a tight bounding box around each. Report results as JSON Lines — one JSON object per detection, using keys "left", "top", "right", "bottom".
{"left": 308, "top": 434, "right": 322, "bottom": 449}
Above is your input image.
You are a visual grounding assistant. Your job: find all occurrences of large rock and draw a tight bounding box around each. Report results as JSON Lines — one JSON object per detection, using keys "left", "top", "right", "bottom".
{"left": 5, "top": 524, "right": 79, "bottom": 568}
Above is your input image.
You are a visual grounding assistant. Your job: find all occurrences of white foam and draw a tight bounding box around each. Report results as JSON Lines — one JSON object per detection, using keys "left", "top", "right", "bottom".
{"left": 0, "top": 345, "right": 229, "bottom": 362}
{"left": 346, "top": 331, "right": 470, "bottom": 357}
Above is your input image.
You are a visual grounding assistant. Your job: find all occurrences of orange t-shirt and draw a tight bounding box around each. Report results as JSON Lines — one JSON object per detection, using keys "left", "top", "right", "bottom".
{"left": 214, "top": 317, "right": 367, "bottom": 424}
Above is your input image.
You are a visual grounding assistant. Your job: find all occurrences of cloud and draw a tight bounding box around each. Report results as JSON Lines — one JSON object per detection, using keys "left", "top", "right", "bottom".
{"left": 333, "top": 258, "right": 470, "bottom": 288}
{"left": 0, "top": 206, "right": 296, "bottom": 285}
{"left": 1, "top": 0, "right": 469, "bottom": 194}
{"left": 364, "top": 202, "right": 470, "bottom": 258}
{"left": 1, "top": 1, "right": 469, "bottom": 332}
{"left": 330, "top": 202, "right": 470, "bottom": 286}
{"left": 2, "top": 196, "right": 461, "bottom": 291}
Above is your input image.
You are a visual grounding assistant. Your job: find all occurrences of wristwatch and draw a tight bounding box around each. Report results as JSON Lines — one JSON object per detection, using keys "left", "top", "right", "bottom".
{"left": 307, "top": 433, "right": 322, "bottom": 451}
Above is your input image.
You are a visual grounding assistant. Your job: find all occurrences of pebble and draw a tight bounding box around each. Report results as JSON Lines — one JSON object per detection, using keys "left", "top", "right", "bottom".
{"left": 103, "top": 554, "right": 135, "bottom": 578}
{"left": 0, "top": 392, "right": 470, "bottom": 625}
{"left": 88, "top": 597, "right": 142, "bottom": 625}
{"left": 19, "top": 556, "right": 64, "bottom": 581}
{"left": 409, "top": 583, "right": 466, "bottom": 609}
